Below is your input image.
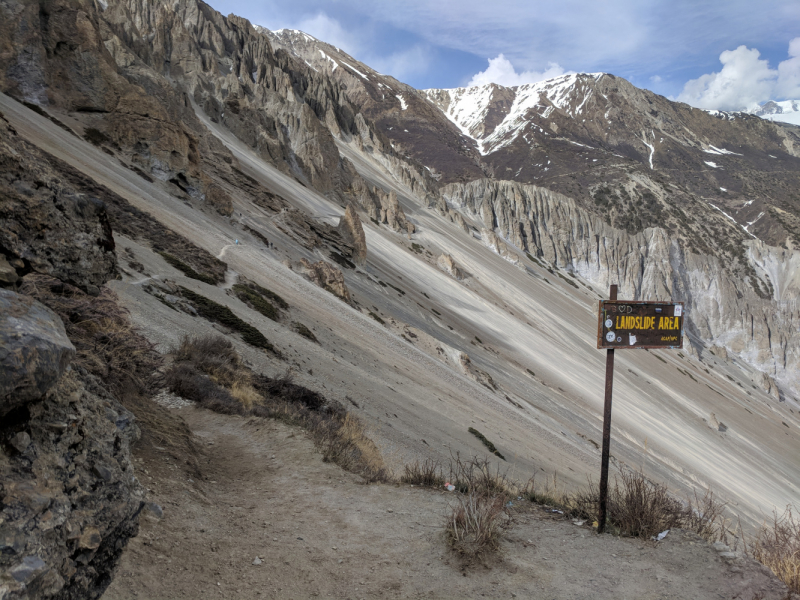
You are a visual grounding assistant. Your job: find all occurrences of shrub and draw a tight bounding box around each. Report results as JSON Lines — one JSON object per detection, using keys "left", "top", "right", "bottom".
{"left": 252, "top": 372, "right": 325, "bottom": 410}
{"left": 446, "top": 492, "right": 511, "bottom": 558}
{"left": 172, "top": 337, "right": 388, "bottom": 483}
{"left": 401, "top": 459, "right": 445, "bottom": 487}
{"left": 19, "top": 275, "right": 162, "bottom": 399}
{"left": 368, "top": 311, "right": 385, "bottom": 325}
{"left": 292, "top": 322, "right": 318, "bottom": 342}
{"left": 233, "top": 283, "right": 279, "bottom": 321}
{"left": 242, "top": 281, "right": 289, "bottom": 309}
{"left": 178, "top": 286, "right": 278, "bottom": 354}
{"left": 160, "top": 252, "right": 218, "bottom": 285}
{"left": 748, "top": 506, "right": 800, "bottom": 594}
{"left": 468, "top": 427, "right": 506, "bottom": 460}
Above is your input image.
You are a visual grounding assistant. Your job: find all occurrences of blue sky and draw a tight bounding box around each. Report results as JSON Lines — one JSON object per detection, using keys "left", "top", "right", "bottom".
{"left": 207, "top": 0, "right": 800, "bottom": 110}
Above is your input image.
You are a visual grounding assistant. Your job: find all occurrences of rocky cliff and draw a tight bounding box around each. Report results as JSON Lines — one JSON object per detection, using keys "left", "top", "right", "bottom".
{"left": 443, "top": 178, "right": 799, "bottom": 397}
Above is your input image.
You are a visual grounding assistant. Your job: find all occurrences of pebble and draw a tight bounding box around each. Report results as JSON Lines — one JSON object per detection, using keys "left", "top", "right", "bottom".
{"left": 387, "top": 509, "right": 393, "bottom": 513}
{"left": 252, "top": 557, "right": 262, "bottom": 565}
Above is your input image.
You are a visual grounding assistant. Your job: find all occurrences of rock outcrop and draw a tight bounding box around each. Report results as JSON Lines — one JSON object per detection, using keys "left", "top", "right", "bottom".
{"left": 0, "top": 291, "right": 75, "bottom": 414}
{"left": 337, "top": 205, "right": 367, "bottom": 265}
{"left": 0, "top": 113, "right": 116, "bottom": 292}
{"left": 444, "top": 178, "right": 800, "bottom": 398}
{"left": 436, "top": 254, "right": 465, "bottom": 280}
{"left": 299, "top": 259, "right": 351, "bottom": 302}
{"left": 0, "top": 291, "right": 143, "bottom": 599}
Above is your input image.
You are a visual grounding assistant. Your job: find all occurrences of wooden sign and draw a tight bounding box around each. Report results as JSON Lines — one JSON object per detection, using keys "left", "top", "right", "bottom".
{"left": 596, "top": 301, "right": 684, "bottom": 349}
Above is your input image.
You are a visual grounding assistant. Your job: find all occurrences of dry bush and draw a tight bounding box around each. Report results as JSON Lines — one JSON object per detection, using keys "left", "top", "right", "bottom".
{"left": 19, "top": 274, "right": 162, "bottom": 399}
{"left": 447, "top": 453, "right": 513, "bottom": 498}
{"left": 523, "top": 471, "right": 573, "bottom": 509}
{"left": 606, "top": 471, "right": 685, "bottom": 538}
{"left": 401, "top": 459, "right": 445, "bottom": 487}
{"left": 684, "top": 488, "right": 729, "bottom": 543}
{"left": 230, "top": 381, "right": 262, "bottom": 411}
{"left": 447, "top": 492, "right": 512, "bottom": 558}
{"left": 748, "top": 506, "right": 800, "bottom": 594}
{"left": 522, "top": 468, "right": 729, "bottom": 543}
{"left": 173, "top": 335, "right": 241, "bottom": 386}
{"left": 253, "top": 372, "right": 325, "bottom": 410}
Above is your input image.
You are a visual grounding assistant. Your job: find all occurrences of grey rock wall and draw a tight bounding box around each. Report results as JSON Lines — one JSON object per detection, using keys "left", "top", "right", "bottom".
{"left": 443, "top": 179, "right": 800, "bottom": 399}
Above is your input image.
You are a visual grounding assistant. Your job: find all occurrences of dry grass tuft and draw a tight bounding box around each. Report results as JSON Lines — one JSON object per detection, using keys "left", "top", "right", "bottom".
{"left": 230, "top": 381, "right": 262, "bottom": 411}
{"left": 523, "top": 469, "right": 729, "bottom": 542}
{"left": 748, "top": 506, "right": 800, "bottom": 594}
{"left": 401, "top": 459, "right": 445, "bottom": 488}
{"left": 447, "top": 492, "right": 512, "bottom": 558}
{"left": 20, "top": 274, "right": 162, "bottom": 399}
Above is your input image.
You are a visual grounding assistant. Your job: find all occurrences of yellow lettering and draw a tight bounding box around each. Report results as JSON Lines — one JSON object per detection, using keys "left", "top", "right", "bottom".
{"left": 657, "top": 316, "right": 664, "bottom": 329}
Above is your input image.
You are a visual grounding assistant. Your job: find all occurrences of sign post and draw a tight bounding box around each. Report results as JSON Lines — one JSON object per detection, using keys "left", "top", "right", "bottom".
{"left": 595, "top": 287, "right": 684, "bottom": 533}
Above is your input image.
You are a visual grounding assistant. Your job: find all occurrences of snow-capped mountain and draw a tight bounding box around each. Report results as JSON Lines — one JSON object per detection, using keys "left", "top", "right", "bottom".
{"left": 749, "top": 100, "right": 800, "bottom": 126}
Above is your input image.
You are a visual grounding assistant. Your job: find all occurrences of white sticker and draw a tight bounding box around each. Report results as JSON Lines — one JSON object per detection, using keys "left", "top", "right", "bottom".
{"left": 605, "top": 318, "right": 613, "bottom": 328}
{"left": 606, "top": 331, "right": 615, "bottom": 342}
{"left": 629, "top": 334, "right": 637, "bottom": 345}
{"left": 674, "top": 306, "right": 682, "bottom": 317}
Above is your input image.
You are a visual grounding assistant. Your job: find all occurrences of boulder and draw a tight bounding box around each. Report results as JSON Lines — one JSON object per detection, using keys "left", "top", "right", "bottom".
{"left": 337, "top": 204, "right": 367, "bottom": 266}
{"left": 299, "top": 259, "right": 351, "bottom": 302}
{"left": 0, "top": 290, "right": 75, "bottom": 416}
{"left": 437, "top": 254, "right": 465, "bottom": 280}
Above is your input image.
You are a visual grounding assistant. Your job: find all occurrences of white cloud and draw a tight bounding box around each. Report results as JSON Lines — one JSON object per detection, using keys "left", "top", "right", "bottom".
{"left": 776, "top": 37, "right": 800, "bottom": 98}
{"left": 677, "top": 38, "right": 800, "bottom": 111}
{"left": 650, "top": 75, "right": 662, "bottom": 84}
{"left": 467, "top": 54, "right": 570, "bottom": 87}
{"left": 371, "top": 45, "right": 431, "bottom": 81}
{"left": 296, "top": 13, "right": 360, "bottom": 55}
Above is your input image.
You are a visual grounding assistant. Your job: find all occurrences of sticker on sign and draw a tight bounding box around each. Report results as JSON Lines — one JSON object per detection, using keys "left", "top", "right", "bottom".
{"left": 597, "top": 301, "right": 684, "bottom": 349}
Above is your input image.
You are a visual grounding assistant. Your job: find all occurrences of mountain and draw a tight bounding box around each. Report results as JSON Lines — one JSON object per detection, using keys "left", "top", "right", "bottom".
{"left": 748, "top": 100, "right": 800, "bottom": 126}
{"left": 0, "top": 2, "right": 799, "bottom": 597}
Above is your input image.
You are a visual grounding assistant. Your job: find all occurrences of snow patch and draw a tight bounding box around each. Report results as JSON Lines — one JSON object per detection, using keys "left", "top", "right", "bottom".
{"left": 703, "top": 145, "right": 742, "bottom": 156}
{"left": 341, "top": 61, "right": 369, "bottom": 80}
{"left": 704, "top": 161, "right": 719, "bottom": 168}
{"left": 395, "top": 95, "right": 408, "bottom": 110}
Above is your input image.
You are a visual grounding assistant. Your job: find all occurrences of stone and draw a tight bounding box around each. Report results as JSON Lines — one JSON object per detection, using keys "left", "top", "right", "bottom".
{"left": 10, "top": 556, "right": 47, "bottom": 584}
{"left": 9, "top": 431, "right": 30, "bottom": 453}
{"left": 252, "top": 557, "right": 262, "bottom": 565}
{"left": 0, "top": 527, "right": 26, "bottom": 555}
{"left": 78, "top": 528, "right": 102, "bottom": 551}
{"left": 337, "top": 205, "right": 367, "bottom": 266}
{"left": 0, "top": 290, "right": 75, "bottom": 416}
{"left": 0, "top": 256, "right": 18, "bottom": 285}
{"left": 437, "top": 254, "right": 465, "bottom": 280}
{"left": 146, "top": 503, "right": 164, "bottom": 519}
{"left": 299, "top": 259, "right": 351, "bottom": 303}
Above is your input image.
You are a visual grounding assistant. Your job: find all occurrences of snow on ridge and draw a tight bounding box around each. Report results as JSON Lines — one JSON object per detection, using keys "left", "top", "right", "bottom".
{"left": 424, "top": 73, "right": 606, "bottom": 156}
{"left": 318, "top": 50, "right": 338, "bottom": 72}
{"left": 341, "top": 61, "right": 369, "bottom": 80}
{"left": 703, "top": 145, "right": 742, "bottom": 156}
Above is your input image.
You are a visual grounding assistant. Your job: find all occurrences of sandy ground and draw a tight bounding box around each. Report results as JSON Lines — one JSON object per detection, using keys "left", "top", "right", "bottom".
{"left": 103, "top": 404, "right": 794, "bottom": 600}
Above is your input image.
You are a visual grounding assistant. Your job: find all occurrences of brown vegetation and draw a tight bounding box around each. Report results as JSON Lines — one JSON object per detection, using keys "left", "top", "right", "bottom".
{"left": 748, "top": 506, "right": 800, "bottom": 594}
{"left": 166, "top": 336, "right": 388, "bottom": 482}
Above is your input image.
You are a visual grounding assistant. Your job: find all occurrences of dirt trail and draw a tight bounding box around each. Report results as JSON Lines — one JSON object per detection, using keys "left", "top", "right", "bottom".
{"left": 103, "top": 405, "right": 793, "bottom": 600}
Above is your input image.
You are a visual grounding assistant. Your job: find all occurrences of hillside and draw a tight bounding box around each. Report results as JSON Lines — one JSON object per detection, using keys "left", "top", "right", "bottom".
{"left": 0, "top": 0, "right": 798, "bottom": 598}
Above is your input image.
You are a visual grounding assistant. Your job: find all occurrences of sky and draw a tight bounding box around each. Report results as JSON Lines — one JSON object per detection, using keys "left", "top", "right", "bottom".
{"left": 206, "top": 0, "right": 800, "bottom": 111}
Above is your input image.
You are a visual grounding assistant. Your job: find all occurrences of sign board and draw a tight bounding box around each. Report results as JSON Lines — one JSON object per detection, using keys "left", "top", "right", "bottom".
{"left": 596, "top": 301, "right": 684, "bottom": 349}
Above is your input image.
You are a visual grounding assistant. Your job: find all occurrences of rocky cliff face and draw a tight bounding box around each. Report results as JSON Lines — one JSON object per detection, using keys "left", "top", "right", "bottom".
{"left": 443, "top": 178, "right": 800, "bottom": 397}
{"left": 0, "top": 293, "right": 143, "bottom": 598}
